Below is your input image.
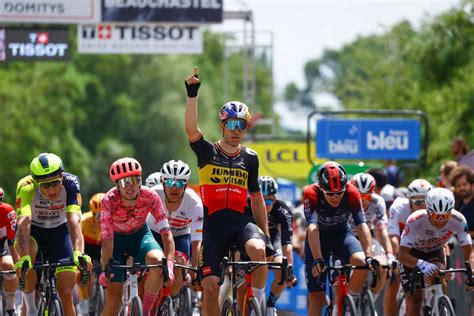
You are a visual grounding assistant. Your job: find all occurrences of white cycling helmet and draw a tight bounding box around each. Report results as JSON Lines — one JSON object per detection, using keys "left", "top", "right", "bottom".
{"left": 408, "top": 179, "right": 433, "bottom": 198}
{"left": 258, "top": 176, "right": 278, "bottom": 195}
{"left": 160, "top": 160, "right": 191, "bottom": 182}
{"left": 145, "top": 172, "right": 161, "bottom": 188}
{"left": 351, "top": 173, "right": 376, "bottom": 194}
{"left": 425, "top": 188, "right": 455, "bottom": 215}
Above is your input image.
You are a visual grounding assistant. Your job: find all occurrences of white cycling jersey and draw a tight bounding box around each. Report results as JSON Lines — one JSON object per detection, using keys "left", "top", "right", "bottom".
{"left": 146, "top": 185, "right": 203, "bottom": 241}
{"left": 400, "top": 209, "right": 471, "bottom": 252}
{"left": 350, "top": 193, "right": 388, "bottom": 234}
{"left": 388, "top": 197, "right": 412, "bottom": 236}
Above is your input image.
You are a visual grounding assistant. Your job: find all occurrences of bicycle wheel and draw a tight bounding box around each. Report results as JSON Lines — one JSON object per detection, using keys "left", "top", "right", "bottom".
{"left": 90, "top": 283, "right": 105, "bottom": 316}
{"left": 38, "top": 296, "right": 47, "bottom": 316}
{"left": 437, "top": 295, "right": 455, "bottom": 316}
{"left": 245, "top": 297, "right": 262, "bottom": 316}
{"left": 397, "top": 291, "right": 407, "bottom": 316}
{"left": 48, "top": 297, "right": 65, "bottom": 316}
{"left": 221, "top": 296, "right": 236, "bottom": 316}
{"left": 341, "top": 295, "right": 357, "bottom": 316}
{"left": 130, "top": 296, "right": 143, "bottom": 316}
{"left": 157, "top": 296, "right": 174, "bottom": 316}
{"left": 179, "top": 287, "right": 192, "bottom": 316}
{"left": 360, "top": 290, "right": 376, "bottom": 316}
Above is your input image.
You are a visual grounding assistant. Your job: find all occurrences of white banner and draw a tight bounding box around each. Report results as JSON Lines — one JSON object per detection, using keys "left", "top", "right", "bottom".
{"left": 77, "top": 24, "right": 203, "bottom": 54}
{"left": 0, "top": 0, "right": 101, "bottom": 23}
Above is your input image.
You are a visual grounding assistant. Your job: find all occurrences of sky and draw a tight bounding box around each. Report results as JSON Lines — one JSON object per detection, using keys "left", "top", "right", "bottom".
{"left": 213, "top": 0, "right": 459, "bottom": 130}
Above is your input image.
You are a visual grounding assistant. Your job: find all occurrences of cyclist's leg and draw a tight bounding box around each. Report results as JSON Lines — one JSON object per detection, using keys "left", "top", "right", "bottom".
{"left": 55, "top": 268, "right": 77, "bottom": 315}
{"left": 399, "top": 262, "right": 422, "bottom": 316}
{"left": 341, "top": 233, "right": 366, "bottom": 295}
{"left": 103, "top": 283, "right": 123, "bottom": 316}
{"left": 304, "top": 237, "right": 327, "bottom": 316}
{"left": 267, "top": 235, "right": 284, "bottom": 312}
{"left": 1, "top": 248, "right": 18, "bottom": 312}
{"left": 239, "top": 221, "right": 267, "bottom": 306}
{"left": 77, "top": 242, "right": 100, "bottom": 312}
{"left": 383, "top": 275, "right": 400, "bottom": 316}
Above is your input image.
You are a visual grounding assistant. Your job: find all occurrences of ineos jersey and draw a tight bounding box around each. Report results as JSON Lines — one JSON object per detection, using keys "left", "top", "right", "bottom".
{"left": 190, "top": 136, "right": 260, "bottom": 218}
{"left": 244, "top": 199, "right": 294, "bottom": 245}
{"left": 350, "top": 193, "right": 388, "bottom": 234}
{"left": 388, "top": 197, "right": 411, "bottom": 236}
{"left": 16, "top": 173, "right": 82, "bottom": 229}
{"left": 304, "top": 183, "right": 365, "bottom": 233}
{"left": 146, "top": 184, "right": 204, "bottom": 241}
{"left": 400, "top": 209, "right": 471, "bottom": 252}
{"left": 0, "top": 203, "right": 16, "bottom": 246}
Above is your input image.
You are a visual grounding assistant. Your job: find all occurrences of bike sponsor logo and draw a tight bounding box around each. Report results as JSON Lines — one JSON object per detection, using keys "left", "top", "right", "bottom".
{"left": 5, "top": 28, "right": 69, "bottom": 61}
{"left": 77, "top": 23, "right": 202, "bottom": 54}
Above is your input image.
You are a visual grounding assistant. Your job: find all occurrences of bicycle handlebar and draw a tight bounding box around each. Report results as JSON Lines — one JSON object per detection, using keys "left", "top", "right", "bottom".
{"left": 105, "top": 258, "right": 170, "bottom": 284}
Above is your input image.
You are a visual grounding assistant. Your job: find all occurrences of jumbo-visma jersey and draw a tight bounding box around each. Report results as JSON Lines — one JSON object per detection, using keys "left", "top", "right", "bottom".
{"left": 190, "top": 136, "right": 260, "bottom": 217}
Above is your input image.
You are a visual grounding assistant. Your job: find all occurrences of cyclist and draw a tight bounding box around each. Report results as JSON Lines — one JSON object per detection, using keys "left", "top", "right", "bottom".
{"left": 350, "top": 173, "right": 394, "bottom": 297}
{"left": 99, "top": 157, "right": 175, "bottom": 316}
{"left": 246, "top": 176, "right": 297, "bottom": 316}
{"left": 385, "top": 178, "right": 432, "bottom": 316}
{"left": 399, "top": 188, "right": 474, "bottom": 316}
{"left": 145, "top": 172, "right": 161, "bottom": 188}
{"left": 146, "top": 159, "right": 203, "bottom": 310}
{"left": 15, "top": 153, "right": 90, "bottom": 316}
{"left": 184, "top": 66, "right": 273, "bottom": 315}
{"left": 304, "top": 161, "right": 378, "bottom": 316}
{"left": 0, "top": 188, "right": 18, "bottom": 316}
{"left": 77, "top": 193, "right": 104, "bottom": 313}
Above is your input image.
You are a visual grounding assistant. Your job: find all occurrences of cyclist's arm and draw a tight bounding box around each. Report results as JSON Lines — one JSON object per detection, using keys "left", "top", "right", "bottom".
{"left": 375, "top": 227, "right": 393, "bottom": 255}
{"left": 101, "top": 238, "right": 113, "bottom": 271}
{"left": 15, "top": 216, "right": 30, "bottom": 257}
{"left": 282, "top": 244, "right": 294, "bottom": 265}
{"left": 250, "top": 193, "right": 270, "bottom": 236}
{"left": 398, "top": 245, "right": 417, "bottom": 268}
{"left": 185, "top": 67, "right": 202, "bottom": 142}
{"left": 356, "top": 223, "right": 373, "bottom": 257}
{"left": 190, "top": 195, "right": 203, "bottom": 269}
{"left": 191, "top": 240, "right": 201, "bottom": 269}
{"left": 160, "top": 228, "right": 175, "bottom": 261}
{"left": 307, "top": 223, "right": 322, "bottom": 259}
{"left": 67, "top": 212, "right": 84, "bottom": 253}
{"left": 15, "top": 179, "right": 34, "bottom": 257}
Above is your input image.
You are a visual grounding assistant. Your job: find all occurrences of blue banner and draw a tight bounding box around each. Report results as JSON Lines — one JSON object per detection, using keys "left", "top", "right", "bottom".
{"left": 316, "top": 118, "right": 421, "bottom": 159}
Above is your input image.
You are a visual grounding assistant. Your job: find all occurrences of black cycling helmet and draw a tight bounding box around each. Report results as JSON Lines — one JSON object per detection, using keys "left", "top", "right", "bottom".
{"left": 317, "top": 161, "right": 347, "bottom": 192}
{"left": 367, "top": 167, "right": 388, "bottom": 188}
{"left": 258, "top": 176, "right": 278, "bottom": 195}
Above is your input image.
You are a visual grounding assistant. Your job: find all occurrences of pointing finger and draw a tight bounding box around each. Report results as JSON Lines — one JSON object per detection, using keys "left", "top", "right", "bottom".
{"left": 194, "top": 65, "right": 199, "bottom": 78}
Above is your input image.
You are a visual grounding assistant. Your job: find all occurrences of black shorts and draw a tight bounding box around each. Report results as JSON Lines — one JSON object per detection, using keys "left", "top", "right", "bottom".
{"left": 199, "top": 211, "right": 265, "bottom": 279}
{"left": 399, "top": 248, "right": 445, "bottom": 293}
{"left": 304, "top": 230, "right": 363, "bottom": 292}
{"left": 85, "top": 242, "right": 101, "bottom": 263}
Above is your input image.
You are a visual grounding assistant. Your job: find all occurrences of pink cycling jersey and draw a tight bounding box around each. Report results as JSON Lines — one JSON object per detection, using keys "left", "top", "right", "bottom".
{"left": 100, "top": 186, "right": 169, "bottom": 239}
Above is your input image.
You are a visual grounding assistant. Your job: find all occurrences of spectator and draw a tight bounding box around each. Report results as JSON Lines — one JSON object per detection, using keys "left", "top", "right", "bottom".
{"left": 438, "top": 160, "right": 457, "bottom": 189}
{"left": 450, "top": 165, "right": 474, "bottom": 238}
{"left": 385, "top": 160, "right": 403, "bottom": 187}
{"left": 367, "top": 167, "right": 397, "bottom": 211}
{"left": 452, "top": 137, "right": 474, "bottom": 169}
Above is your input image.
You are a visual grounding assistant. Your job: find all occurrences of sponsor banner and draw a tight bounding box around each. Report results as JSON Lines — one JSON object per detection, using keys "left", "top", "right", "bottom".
{"left": 316, "top": 118, "right": 421, "bottom": 160}
{"left": 5, "top": 28, "right": 70, "bottom": 61}
{"left": 102, "top": 0, "right": 223, "bottom": 23}
{"left": 0, "top": 0, "right": 101, "bottom": 23}
{"left": 249, "top": 142, "right": 323, "bottom": 181}
{"left": 0, "top": 29, "right": 6, "bottom": 61}
{"left": 77, "top": 23, "right": 202, "bottom": 54}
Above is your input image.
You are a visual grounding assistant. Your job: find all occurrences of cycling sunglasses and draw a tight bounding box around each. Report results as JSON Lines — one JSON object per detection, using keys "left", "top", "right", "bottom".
{"left": 224, "top": 120, "right": 248, "bottom": 131}
{"left": 264, "top": 198, "right": 275, "bottom": 206}
{"left": 39, "top": 179, "right": 62, "bottom": 189}
{"left": 360, "top": 193, "right": 373, "bottom": 202}
{"left": 429, "top": 212, "right": 451, "bottom": 221}
{"left": 164, "top": 179, "right": 186, "bottom": 189}
{"left": 323, "top": 189, "right": 345, "bottom": 197}
{"left": 117, "top": 176, "right": 141, "bottom": 188}
{"left": 410, "top": 198, "right": 425, "bottom": 206}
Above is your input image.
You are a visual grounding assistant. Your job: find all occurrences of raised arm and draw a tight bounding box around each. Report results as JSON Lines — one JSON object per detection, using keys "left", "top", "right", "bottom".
{"left": 185, "top": 66, "right": 202, "bottom": 141}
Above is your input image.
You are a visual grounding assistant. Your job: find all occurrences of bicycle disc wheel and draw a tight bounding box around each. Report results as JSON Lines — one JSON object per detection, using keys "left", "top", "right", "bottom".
{"left": 130, "top": 296, "right": 143, "bottom": 316}
{"left": 245, "top": 297, "right": 262, "bottom": 316}
{"left": 360, "top": 290, "right": 376, "bottom": 316}
{"left": 437, "top": 295, "right": 455, "bottom": 316}
{"left": 48, "top": 297, "right": 64, "bottom": 316}
{"left": 342, "top": 295, "right": 357, "bottom": 316}
{"left": 157, "top": 296, "right": 174, "bottom": 316}
{"left": 221, "top": 296, "right": 236, "bottom": 316}
{"left": 179, "top": 287, "right": 192, "bottom": 316}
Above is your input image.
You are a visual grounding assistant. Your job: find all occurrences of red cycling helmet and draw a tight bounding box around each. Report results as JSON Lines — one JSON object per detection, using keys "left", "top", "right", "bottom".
{"left": 317, "top": 161, "right": 347, "bottom": 192}
{"left": 109, "top": 158, "right": 142, "bottom": 182}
